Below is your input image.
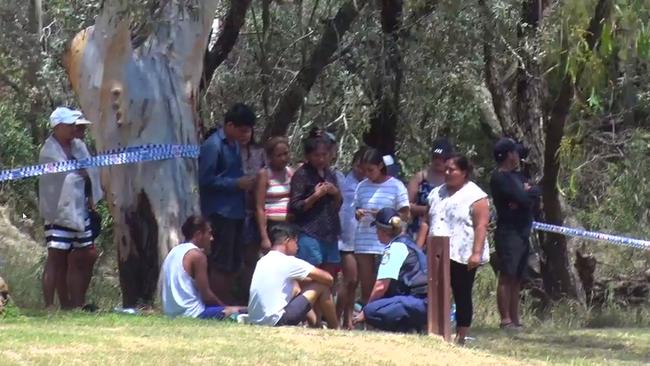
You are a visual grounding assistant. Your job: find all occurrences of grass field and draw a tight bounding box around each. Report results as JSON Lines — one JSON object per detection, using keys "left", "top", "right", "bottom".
{"left": 1, "top": 312, "right": 649, "bottom": 366}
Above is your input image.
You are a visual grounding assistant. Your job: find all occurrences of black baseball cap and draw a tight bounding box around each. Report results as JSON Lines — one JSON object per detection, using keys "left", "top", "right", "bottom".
{"left": 431, "top": 138, "right": 454, "bottom": 159}
{"left": 371, "top": 207, "right": 400, "bottom": 229}
{"left": 493, "top": 137, "right": 529, "bottom": 163}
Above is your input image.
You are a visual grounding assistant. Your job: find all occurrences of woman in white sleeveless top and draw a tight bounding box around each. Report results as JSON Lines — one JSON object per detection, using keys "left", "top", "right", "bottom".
{"left": 427, "top": 153, "right": 490, "bottom": 345}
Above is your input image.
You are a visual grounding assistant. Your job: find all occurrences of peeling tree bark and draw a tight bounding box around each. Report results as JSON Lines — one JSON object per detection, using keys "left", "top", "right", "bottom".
{"left": 64, "top": 0, "right": 220, "bottom": 307}
{"left": 263, "top": 0, "right": 369, "bottom": 139}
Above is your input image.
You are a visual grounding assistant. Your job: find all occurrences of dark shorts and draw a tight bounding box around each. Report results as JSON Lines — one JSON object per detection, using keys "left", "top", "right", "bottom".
{"left": 208, "top": 214, "right": 244, "bottom": 274}
{"left": 276, "top": 295, "right": 312, "bottom": 326}
{"left": 494, "top": 229, "right": 530, "bottom": 279}
{"left": 364, "top": 295, "right": 427, "bottom": 333}
{"left": 296, "top": 233, "right": 341, "bottom": 266}
{"left": 198, "top": 306, "right": 226, "bottom": 320}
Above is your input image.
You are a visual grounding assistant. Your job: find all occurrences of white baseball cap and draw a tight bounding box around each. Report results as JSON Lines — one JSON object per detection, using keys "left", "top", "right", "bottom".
{"left": 49, "top": 107, "right": 92, "bottom": 128}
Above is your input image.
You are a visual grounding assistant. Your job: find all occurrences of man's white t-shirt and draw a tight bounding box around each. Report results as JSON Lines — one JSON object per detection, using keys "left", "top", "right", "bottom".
{"left": 248, "top": 250, "right": 315, "bottom": 326}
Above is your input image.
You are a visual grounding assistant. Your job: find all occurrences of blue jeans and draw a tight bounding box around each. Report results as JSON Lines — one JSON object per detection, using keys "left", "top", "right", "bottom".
{"left": 364, "top": 296, "right": 427, "bottom": 332}
{"left": 296, "top": 233, "right": 341, "bottom": 266}
{"left": 198, "top": 306, "right": 226, "bottom": 320}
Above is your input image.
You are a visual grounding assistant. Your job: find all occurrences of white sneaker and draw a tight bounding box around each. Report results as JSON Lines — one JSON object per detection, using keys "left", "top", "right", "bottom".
{"left": 236, "top": 314, "right": 249, "bottom": 324}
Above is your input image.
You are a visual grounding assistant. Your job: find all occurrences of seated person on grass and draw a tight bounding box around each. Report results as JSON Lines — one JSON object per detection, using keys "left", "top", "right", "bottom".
{"left": 353, "top": 208, "right": 428, "bottom": 333}
{"left": 248, "top": 224, "right": 339, "bottom": 328}
{"left": 161, "top": 215, "right": 245, "bottom": 319}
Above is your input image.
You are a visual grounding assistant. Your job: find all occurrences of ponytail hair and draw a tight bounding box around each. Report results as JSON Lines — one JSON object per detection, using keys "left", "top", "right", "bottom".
{"left": 377, "top": 215, "right": 404, "bottom": 237}
{"left": 388, "top": 215, "right": 403, "bottom": 237}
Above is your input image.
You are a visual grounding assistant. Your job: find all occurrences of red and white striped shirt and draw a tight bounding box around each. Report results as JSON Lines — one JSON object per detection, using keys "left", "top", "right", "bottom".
{"left": 265, "top": 167, "right": 293, "bottom": 221}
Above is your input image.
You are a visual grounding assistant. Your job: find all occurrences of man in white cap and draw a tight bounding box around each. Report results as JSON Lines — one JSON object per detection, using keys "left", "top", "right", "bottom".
{"left": 39, "top": 106, "right": 102, "bottom": 311}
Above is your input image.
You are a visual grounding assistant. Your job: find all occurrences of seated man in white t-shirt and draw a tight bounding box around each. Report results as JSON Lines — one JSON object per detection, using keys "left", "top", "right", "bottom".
{"left": 161, "top": 215, "right": 245, "bottom": 319}
{"left": 248, "top": 224, "right": 339, "bottom": 328}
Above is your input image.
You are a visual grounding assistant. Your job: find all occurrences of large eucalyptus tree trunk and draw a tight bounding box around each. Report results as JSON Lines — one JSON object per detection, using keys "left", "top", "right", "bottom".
{"left": 64, "top": 0, "right": 220, "bottom": 307}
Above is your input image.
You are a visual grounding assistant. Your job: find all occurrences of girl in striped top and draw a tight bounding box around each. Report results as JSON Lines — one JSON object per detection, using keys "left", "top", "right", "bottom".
{"left": 354, "top": 148, "right": 410, "bottom": 304}
{"left": 255, "top": 137, "right": 293, "bottom": 251}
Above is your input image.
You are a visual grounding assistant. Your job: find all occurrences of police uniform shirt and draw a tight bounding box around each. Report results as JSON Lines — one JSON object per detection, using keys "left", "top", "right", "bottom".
{"left": 376, "top": 241, "right": 410, "bottom": 281}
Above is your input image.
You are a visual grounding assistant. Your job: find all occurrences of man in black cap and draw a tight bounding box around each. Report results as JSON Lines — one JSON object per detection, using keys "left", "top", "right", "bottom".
{"left": 490, "top": 138, "right": 540, "bottom": 329}
{"left": 352, "top": 208, "right": 428, "bottom": 332}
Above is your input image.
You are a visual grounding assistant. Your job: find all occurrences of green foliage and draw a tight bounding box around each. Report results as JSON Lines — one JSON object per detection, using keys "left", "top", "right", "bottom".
{"left": 0, "top": 301, "right": 22, "bottom": 319}
{"left": 0, "top": 104, "right": 40, "bottom": 218}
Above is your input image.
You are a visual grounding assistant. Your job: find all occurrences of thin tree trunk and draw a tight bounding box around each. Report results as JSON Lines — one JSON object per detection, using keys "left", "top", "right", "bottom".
{"left": 64, "top": 0, "right": 220, "bottom": 307}
{"left": 25, "top": 0, "right": 44, "bottom": 146}
{"left": 515, "top": 0, "right": 545, "bottom": 180}
{"left": 200, "top": 0, "right": 252, "bottom": 92}
{"left": 540, "top": 0, "right": 612, "bottom": 300}
{"left": 363, "top": 0, "right": 403, "bottom": 155}
{"left": 479, "top": 0, "right": 516, "bottom": 134}
{"left": 260, "top": 0, "right": 272, "bottom": 119}
{"left": 263, "top": 0, "right": 369, "bottom": 139}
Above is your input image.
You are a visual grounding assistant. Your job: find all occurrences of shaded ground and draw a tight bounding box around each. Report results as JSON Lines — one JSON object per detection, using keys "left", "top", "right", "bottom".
{"left": 471, "top": 326, "right": 650, "bottom": 365}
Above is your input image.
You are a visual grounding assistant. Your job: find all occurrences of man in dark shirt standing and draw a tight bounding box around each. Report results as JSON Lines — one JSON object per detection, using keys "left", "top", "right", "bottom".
{"left": 490, "top": 138, "right": 540, "bottom": 329}
{"left": 199, "top": 103, "right": 257, "bottom": 303}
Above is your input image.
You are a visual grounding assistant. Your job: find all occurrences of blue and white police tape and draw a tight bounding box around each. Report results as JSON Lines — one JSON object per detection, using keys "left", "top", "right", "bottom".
{"left": 533, "top": 221, "right": 650, "bottom": 251}
{"left": 0, "top": 144, "right": 200, "bottom": 183}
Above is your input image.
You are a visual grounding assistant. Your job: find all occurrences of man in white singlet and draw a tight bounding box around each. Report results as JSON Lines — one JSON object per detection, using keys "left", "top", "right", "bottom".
{"left": 161, "top": 216, "right": 245, "bottom": 319}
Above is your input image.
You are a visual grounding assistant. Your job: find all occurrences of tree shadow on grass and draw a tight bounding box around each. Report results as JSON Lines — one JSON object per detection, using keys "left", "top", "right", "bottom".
{"left": 470, "top": 327, "right": 650, "bottom": 365}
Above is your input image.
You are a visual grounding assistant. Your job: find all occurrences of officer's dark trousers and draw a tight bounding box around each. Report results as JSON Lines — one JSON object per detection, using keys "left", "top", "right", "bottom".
{"left": 364, "top": 295, "right": 427, "bottom": 332}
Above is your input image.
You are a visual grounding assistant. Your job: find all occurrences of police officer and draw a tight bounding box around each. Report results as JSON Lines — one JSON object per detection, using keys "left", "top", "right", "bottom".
{"left": 353, "top": 208, "right": 428, "bottom": 332}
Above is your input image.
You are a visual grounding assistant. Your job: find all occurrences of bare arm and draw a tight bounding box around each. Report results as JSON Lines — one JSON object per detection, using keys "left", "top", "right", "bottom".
{"left": 306, "top": 267, "right": 334, "bottom": 287}
{"left": 254, "top": 169, "right": 271, "bottom": 249}
{"left": 367, "top": 279, "right": 390, "bottom": 303}
{"left": 407, "top": 171, "right": 428, "bottom": 217}
{"left": 398, "top": 206, "right": 411, "bottom": 227}
{"left": 415, "top": 213, "right": 430, "bottom": 248}
{"left": 189, "top": 250, "right": 225, "bottom": 306}
{"left": 467, "top": 198, "right": 490, "bottom": 269}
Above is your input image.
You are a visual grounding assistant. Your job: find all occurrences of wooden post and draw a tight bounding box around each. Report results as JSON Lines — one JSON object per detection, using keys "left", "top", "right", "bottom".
{"left": 427, "top": 236, "right": 451, "bottom": 341}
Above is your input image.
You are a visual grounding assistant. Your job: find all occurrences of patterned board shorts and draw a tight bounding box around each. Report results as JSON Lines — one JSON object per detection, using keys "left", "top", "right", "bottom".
{"left": 44, "top": 218, "right": 93, "bottom": 250}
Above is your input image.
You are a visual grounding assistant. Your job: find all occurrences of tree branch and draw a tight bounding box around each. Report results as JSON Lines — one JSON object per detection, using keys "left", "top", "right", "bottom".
{"left": 200, "top": 0, "right": 252, "bottom": 92}
{"left": 479, "top": 0, "right": 515, "bottom": 133}
{"left": 263, "top": 0, "right": 369, "bottom": 139}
